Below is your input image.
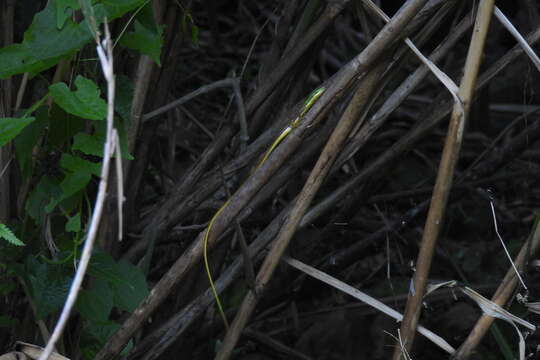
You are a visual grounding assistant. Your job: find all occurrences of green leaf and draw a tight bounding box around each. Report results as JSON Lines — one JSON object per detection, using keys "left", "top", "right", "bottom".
{"left": 72, "top": 133, "right": 104, "bottom": 157}
{"left": 49, "top": 76, "right": 107, "bottom": 120}
{"left": 111, "top": 261, "right": 148, "bottom": 312}
{"left": 0, "top": 42, "right": 65, "bottom": 79}
{"left": 46, "top": 172, "right": 91, "bottom": 212}
{"left": 100, "top": 0, "right": 148, "bottom": 20}
{"left": 88, "top": 251, "right": 148, "bottom": 312}
{"left": 65, "top": 213, "right": 81, "bottom": 233}
{"left": 48, "top": 104, "right": 86, "bottom": 148}
{"left": 55, "top": 0, "right": 80, "bottom": 29}
{"left": 42, "top": 154, "right": 101, "bottom": 212}
{"left": 0, "top": 95, "right": 43, "bottom": 145}
{"left": 76, "top": 280, "right": 113, "bottom": 321}
{"left": 0, "top": 117, "right": 36, "bottom": 147}
{"left": 84, "top": 321, "right": 120, "bottom": 343}
{"left": 80, "top": 320, "right": 133, "bottom": 360}
{"left": 0, "top": 224, "right": 25, "bottom": 246}
{"left": 0, "top": 44, "right": 28, "bottom": 79}
{"left": 88, "top": 252, "right": 122, "bottom": 284}
{"left": 0, "top": 0, "right": 148, "bottom": 79}
{"left": 60, "top": 153, "right": 101, "bottom": 177}
{"left": 0, "top": 2, "right": 91, "bottom": 79}
{"left": 73, "top": 126, "right": 133, "bottom": 160}
{"left": 26, "top": 257, "right": 72, "bottom": 319}
{"left": 26, "top": 176, "right": 63, "bottom": 223}
{"left": 22, "top": 3, "right": 89, "bottom": 68}
{"left": 119, "top": 20, "right": 163, "bottom": 66}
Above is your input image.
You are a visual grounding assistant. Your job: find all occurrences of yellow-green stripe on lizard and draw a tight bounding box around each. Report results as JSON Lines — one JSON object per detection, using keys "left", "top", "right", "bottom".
{"left": 203, "top": 87, "right": 325, "bottom": 329}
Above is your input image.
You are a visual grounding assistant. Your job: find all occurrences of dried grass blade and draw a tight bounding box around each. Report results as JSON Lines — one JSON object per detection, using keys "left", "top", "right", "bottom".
{"left": 362, "top": 0, "right": 463, "bottom": 109}
{"left": 494, "top": 7, "right": 540, "bottom": 73}
{"left": 283, "top": 256, "right": 455, "bottom": 355}
{"left": 461, "top": 286, "right": 535, "bottom": 360}
{"left": 461, "top": 286, "right": 535, "bottom": 331}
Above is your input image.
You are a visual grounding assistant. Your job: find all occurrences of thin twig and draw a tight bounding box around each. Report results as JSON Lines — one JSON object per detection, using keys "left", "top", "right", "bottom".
{"left": 0, "top": 156, "right": 12, "bottom": 179}
{"left": 488, "top": 193, "right": 527, "bottom": 290}
{"left": 231, "top": 78, "right": 248, "bottom": 148}
{"left": 142, "top": 78, "right": 239, "bottom": 122}
{"left": 14, "top": 72, "right": 28, "bottom": 112}
{"left": 244, "top": 328, "right": 315, "bottom": 360}
{"left": 127, "top": 56, "right": 154, "bottom": 155}
{"left": 179, "top": 106, "right": 215, "bottom": 139}
{"left": 38, "top": 22, "right": 117, "bottom": 360}
{"left": 114, "top": 131, "right": 124, "bottom": 241}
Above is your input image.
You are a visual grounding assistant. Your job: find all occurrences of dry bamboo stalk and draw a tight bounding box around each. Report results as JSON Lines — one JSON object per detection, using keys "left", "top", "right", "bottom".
{"left": 392, "top": 1, "right": 496, "bottom": 358}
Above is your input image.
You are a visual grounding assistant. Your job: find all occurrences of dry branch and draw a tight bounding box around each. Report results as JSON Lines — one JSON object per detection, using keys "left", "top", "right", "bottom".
{"left": 394, "top": 1, "right": 495, "bottom": 357}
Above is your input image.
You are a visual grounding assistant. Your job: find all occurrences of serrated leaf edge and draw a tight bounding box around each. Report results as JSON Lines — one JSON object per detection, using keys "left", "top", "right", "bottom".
{"left": 0, "top": 224, "right": 25, "bottom": 246}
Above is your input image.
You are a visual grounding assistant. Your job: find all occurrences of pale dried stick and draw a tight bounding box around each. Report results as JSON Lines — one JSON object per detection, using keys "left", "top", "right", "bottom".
{"left": 38, "top": 23, "right": 117, "bottom": 360}
{"left": 393, "top": 1, "right": 495, "bottom": 358}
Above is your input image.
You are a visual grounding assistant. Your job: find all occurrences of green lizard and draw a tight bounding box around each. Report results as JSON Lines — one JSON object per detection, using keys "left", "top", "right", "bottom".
{"left": 203, "top": 87, "right": 325, "bottom": 329}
